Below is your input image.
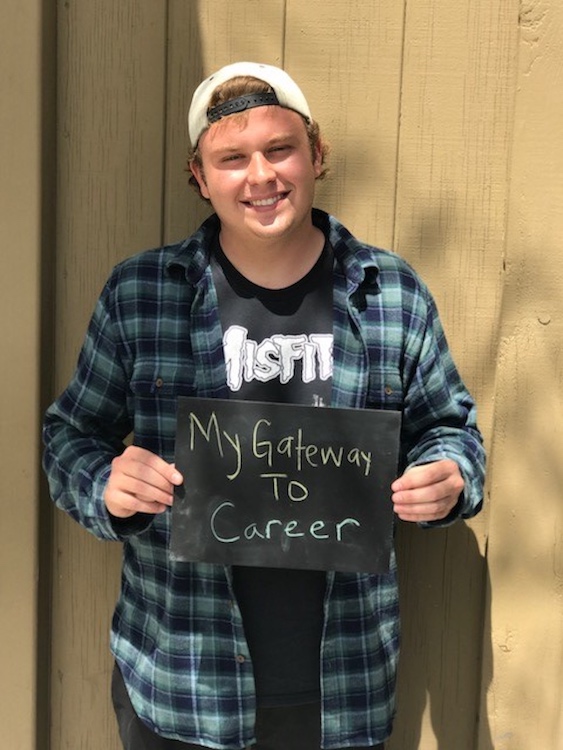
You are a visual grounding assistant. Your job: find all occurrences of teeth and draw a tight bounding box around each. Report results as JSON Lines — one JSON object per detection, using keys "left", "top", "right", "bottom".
{"left": 249, "top": 196, "right": 279, "bottom": 207}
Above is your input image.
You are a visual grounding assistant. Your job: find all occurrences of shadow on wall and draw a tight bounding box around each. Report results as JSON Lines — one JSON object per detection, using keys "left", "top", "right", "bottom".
{"left": 388, "top": 520, "right": 494, "bottom": 750}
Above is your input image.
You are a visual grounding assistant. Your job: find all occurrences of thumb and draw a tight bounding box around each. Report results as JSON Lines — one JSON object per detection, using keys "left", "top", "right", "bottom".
{"left": 169, "top": 464, "right": 183, "bottom": 485}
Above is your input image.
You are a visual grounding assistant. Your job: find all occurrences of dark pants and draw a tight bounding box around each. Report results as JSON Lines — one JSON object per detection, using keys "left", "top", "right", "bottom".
{"left": 112, "top": 664, "right": 384, "bottom": 750}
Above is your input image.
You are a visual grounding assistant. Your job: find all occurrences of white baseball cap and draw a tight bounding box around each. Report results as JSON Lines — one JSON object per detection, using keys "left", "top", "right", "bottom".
{"left": 188, "top": 61, "right": 312, "bottom": 147}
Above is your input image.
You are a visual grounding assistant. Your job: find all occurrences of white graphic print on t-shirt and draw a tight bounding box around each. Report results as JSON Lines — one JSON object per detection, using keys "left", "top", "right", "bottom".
{"left": 223, "top": 325, "right": 333, "bottom": 392}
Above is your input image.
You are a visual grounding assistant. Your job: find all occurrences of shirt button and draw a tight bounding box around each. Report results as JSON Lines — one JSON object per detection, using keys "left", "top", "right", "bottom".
{"left": 236, "top": 654, "right": 246, "bottom": 664}
{"left": 384, "top": 386, "right": 393, "bottom": 395}
{"left": 155, "top": 377, "right": 164, "bottom": 388}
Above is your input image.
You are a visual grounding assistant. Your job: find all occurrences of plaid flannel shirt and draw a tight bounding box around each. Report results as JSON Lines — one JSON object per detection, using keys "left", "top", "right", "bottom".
{"left": 43, "top": 210, "right": 485, "bottom": 748}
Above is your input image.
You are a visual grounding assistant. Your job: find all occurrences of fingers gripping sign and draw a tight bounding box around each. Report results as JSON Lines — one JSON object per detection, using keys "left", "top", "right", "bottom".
{"left": 104, "top": 446, "right": 184, "bottom": 519}
{"left": 391, "top": 458, "right": 464, "bottom": 523}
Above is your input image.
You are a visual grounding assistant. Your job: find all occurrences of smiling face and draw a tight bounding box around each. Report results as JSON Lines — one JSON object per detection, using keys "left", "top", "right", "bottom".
{"left": 190, "top": 106, "right": 323, "bottom": 251}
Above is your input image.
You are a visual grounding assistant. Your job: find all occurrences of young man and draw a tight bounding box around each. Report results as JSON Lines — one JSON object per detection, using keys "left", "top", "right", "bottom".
{"left": 43, "top": 62, "right": 485, "bottom": 750}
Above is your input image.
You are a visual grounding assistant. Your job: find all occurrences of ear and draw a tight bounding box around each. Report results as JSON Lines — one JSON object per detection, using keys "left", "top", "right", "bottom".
{"left": 189, "top": 159, "right": 210, "bottom": 200}
{"left": 312, "top": 141, "right": 323, "bottom": 178}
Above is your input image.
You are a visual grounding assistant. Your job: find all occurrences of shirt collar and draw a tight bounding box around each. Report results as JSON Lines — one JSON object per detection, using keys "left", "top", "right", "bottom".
{"left": 166, "top": 208, "right": 380, "bottom": 290}
{"left": 314, "top": 209, "right": 380, "bottom": 291}
{"left": 165, "top": 213, "right": 220, "bottom": 284}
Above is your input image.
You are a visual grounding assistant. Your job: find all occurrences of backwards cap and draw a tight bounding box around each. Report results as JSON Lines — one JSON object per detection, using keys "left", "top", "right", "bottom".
{"left": 188, "top": 61, "right": 312, "bottom": 147}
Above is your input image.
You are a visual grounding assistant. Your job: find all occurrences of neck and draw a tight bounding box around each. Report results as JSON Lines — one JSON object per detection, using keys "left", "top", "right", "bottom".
{"left": 218, "top": 224, "right": 325, "bottom": 289}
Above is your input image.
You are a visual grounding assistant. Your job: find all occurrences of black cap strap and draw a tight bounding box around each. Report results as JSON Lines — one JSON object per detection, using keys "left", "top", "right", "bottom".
{"left": 207, "top": 92, "right": 280, "bottom": 123}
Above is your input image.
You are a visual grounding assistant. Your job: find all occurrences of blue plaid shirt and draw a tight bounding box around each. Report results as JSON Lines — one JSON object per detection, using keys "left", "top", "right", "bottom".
{"left": 43, "top": 210, "right": 485, "bottom": 748}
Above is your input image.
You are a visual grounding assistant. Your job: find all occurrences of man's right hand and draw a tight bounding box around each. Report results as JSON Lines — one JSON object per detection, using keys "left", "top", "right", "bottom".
{"left": 104, "top": 446, "right": 184, "bottom": 519}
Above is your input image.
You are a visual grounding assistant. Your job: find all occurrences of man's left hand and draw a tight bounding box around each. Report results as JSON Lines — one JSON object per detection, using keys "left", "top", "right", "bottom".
{"left": 391, "top": 459, "right": 464, "bottom": 523}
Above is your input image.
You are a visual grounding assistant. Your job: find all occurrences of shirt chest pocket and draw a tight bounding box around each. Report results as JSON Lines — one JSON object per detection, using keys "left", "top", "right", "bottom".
{"left": 129, "top": 361, "right": 198, "bottom": 415}
{"left": 128, "top": 362, "right": 199, "bottom": 452}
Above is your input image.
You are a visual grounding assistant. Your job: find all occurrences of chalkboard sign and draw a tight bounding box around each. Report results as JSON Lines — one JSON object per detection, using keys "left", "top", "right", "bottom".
{"left": 171, "top": 397, "right": 401, "bottom": 573}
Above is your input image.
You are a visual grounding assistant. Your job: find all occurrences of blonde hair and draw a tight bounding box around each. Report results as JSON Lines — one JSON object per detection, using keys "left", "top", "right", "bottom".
{"left": 187, "top": 75, "right": 329, "bottom": 200}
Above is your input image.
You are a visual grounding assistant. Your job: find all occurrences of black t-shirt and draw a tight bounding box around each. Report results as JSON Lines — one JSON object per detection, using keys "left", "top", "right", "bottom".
{"left": 211, "top": 236, "right": 333, "bottom": 706}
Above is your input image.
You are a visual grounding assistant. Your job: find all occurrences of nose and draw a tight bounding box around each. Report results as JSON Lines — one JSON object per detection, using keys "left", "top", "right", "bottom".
{"left": 247, "top": 152, "right": 276, "bottom": 184}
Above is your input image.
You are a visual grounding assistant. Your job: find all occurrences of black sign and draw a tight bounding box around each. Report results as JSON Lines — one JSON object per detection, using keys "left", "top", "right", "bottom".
{"left": 171, "top": 397, "right": 401, "bottom": 573}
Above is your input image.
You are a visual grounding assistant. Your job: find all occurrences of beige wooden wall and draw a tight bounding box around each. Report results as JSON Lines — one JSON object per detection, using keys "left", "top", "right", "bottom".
{"left": 3, "top": 0, "right": 562, "bottom": 748}
{"left": 1, "top": 1, "right": 56, "bottom": 748}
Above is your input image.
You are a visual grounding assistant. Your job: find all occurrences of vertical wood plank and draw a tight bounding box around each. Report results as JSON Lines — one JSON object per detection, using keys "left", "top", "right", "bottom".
{"left": 485, "top": 1, "right": 563, "bottom": 747}
{"left": 0, "top": 1, "right": 55, "bottom": 746}
{"left": 284, "top": 0, "right": 405, "bottom": 249}
{"left": 390, "top": 1, "right": 518, "bottom": 748}
{"left": 57, "top": 1, "right": 168, "bottom": 365}
{"left": 396, "top": 0, "right": 518, "bottom": 399}
{"left": 53, "top": 2, "right": 168, "bottom": 748}
{"left": 195, "top": 0, "right": 286, "bottom": 69}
